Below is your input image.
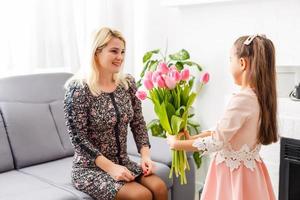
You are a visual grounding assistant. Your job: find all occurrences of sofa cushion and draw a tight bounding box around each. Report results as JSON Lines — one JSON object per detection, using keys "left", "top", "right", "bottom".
{"left": 50, "top": 100, "right": 74, "bottom": 156}
{"left": 0, "top": 111, "right": 14, "bottom": 172}
{"left": 20, "top": 157, "right": 93, "bottom": 200}
{"left": 0, "top": 73, "right": 72, "bottom": 103}
{"left": 0, "top": 170, "right": 77, "bottom": 200}
{"left": 0, "top": 102, "right": 66, "bottom": 168}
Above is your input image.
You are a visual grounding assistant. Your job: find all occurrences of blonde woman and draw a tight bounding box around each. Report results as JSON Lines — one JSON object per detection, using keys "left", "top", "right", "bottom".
{"left": 64, "top": 27, "right": 167, "bottom": 200}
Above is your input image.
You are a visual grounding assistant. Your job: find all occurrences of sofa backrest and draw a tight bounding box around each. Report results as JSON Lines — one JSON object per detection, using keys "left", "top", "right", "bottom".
{"left": 0, "top": 111, "right": 14, "bottom": 173}
{"left": 0, "top": 73, "right": 74, "bottom": 169}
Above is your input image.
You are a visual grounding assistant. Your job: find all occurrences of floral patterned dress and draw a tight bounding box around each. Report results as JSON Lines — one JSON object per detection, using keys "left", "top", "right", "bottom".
{"left": 64, "top": 75, "right": 150, "bottom": 200}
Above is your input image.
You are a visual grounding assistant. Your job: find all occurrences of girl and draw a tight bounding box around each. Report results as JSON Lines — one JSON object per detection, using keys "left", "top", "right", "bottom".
{"left": 167, "top": 34, "right": 277, "bottom": 200}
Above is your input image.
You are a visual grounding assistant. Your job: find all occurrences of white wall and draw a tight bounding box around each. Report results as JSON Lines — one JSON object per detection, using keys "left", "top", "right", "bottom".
{"left": 135, "top": 0, "right": 300, "bottom": 129}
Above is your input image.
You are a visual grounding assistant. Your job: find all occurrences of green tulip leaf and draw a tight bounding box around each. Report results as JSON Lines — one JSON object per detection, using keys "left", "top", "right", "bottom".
{"left": 182, "top": 61, "right": 203, "bottom": 72}
{"left": 143, "top": 49, "right": 160, "bottom": 63}
{"left": 193, "top": 152, "right": 202, "bottom": 169}
{"left": 149, "top": 60, "right": 159, "bottom": 71}
{"left": 154, "top": 102, "right": 172, "bottom": 134}
{"left": 187, "top": 92, "right": 197, "bottom": 108}
{"left": 169, "top": 49, "right": 190, "bottom": 61}
{"left": 171, "top": 115, "right": 184, "bottom": 134}
{"left": 147, "top": 119, "right": 166, "bottom": 138}
{"left": 175, "top": 62, "right": 184, "bottom": 70}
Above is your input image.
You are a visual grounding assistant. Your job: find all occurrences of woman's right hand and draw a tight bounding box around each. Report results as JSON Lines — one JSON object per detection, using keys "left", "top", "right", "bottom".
{"left": 108, "top": 164, "right": 135, "bottom": 182}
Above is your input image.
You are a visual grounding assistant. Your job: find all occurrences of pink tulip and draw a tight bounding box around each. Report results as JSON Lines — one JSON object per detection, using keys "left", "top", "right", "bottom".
{"left": 201, "top": 72, "right": 210, "bottom": 84}
{"left": 152, "top": 71, "right": 161, "bottom": 84}
{"left": 156, "top": 75, "right": 166, "bottom": 88}
{"left": 135, "top": 90, "right": 147, "bottom": 100}
{"left": 169, "top": 65, "right": 177, "bottom": 71}
{"left": 181, "top": 68, "right": 190, "bottom": 81}
{"left": 145, "top": 71, "right": 153, "bottom": 81}
{"left": 165, "top": 76, "right": 177, "bottom": 89}
{"left": 157, "top": 62, "right": 169, "bottom": 74}
{"left": 169, "top": 69, "right": 181, "bottom": 82}
{"left": 143, "top": 79, "right": 154, "bottom": 90}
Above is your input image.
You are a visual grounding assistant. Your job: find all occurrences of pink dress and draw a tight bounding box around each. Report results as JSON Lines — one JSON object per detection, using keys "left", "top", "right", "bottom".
{"left": 193, "top": 88, "right": 276, "bottom": 200}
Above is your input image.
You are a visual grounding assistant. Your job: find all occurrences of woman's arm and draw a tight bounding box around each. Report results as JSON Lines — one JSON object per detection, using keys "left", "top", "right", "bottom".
{"left": 140, "top": 146, "right": 153, "bottom": 176}
{"left": 95, "top": 155, "right": 135, "bottom": 182}
{"left": 128, "top": 75, "right": 151, "bottom": 152}
{"left": 64, "top": 84, "right": 102, "bottom": 160}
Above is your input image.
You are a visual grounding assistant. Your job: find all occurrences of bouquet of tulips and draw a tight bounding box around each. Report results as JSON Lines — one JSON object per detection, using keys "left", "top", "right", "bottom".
{"left": 135, "top": 49, "right": 209, "bottom": 184}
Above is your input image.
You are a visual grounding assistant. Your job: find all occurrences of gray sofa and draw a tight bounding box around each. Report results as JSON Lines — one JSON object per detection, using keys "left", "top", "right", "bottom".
{"left": 0, "top": 72, "right": 195, "bottom": 200}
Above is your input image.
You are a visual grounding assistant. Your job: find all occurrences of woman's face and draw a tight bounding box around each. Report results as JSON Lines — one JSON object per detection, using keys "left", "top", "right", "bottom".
{"left": 96, "top": 37, "right": 125, "bottom": 74}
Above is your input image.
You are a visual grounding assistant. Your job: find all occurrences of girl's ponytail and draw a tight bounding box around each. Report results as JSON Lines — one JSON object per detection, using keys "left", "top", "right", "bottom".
{"left": 234, "top": 35, "right": 278, "bottom": 145}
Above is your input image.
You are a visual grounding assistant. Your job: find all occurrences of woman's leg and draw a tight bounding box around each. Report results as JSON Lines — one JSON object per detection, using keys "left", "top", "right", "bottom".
{"left": 116, "top": 181, "right": 152, "bottom": 200}
{"left": 137, "top": 175, "right": 168, "bottom": 200}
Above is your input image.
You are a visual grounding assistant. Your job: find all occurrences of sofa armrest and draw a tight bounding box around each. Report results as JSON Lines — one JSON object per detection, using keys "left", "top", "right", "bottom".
{"left": 148, "top": 136, "right": 172, "bottom": 165}
{"left": 172, "top": 156, "right": 196, "bottom": 200}
{"left": 127, "top": 132, "right": 172, "bottom": 165}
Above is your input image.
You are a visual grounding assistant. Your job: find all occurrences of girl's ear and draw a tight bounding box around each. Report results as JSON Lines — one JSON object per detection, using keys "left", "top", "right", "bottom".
{"left": 239, "top": 57, "right": 248, "bottom": 71}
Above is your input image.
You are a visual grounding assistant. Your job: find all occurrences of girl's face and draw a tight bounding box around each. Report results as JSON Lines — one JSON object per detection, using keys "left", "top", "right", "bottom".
{"left": 96, "top": 37, "right": 125, "bottom": 74}
{"left": 229, "top": 46, "right": 243, "bottom": 86}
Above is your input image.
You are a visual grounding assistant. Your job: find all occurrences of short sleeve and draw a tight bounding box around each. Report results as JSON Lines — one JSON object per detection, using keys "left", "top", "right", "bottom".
{"left": 127, "top": 75, "right": 151, "bottom": 153}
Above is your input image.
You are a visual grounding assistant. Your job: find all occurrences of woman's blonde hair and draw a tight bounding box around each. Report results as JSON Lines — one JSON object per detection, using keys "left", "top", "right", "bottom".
{"left": 234, "top": 35, "right": 278, "bottom": 145}
{"left": 65, "top": 27, "right": 129, "bottom": 95}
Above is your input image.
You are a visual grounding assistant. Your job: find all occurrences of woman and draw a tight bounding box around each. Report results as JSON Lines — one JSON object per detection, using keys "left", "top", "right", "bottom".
{"left": 64, "top": 27, "right": 168, "bottom": 200}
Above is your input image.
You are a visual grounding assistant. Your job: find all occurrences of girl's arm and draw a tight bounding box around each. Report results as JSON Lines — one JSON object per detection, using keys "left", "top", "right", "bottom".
{"left": 188, "top": 130, "right": 212, "bottom": 140}
{"left": 167, "top": 131, "right": 212, "bottom": 152}
{"left": 168, "top": 138, "right": 198, "bottom": 151}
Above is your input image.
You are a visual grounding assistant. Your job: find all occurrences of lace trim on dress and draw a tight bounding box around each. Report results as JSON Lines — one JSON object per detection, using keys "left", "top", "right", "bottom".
{"left": 192, "top": 137, "right": 261, "bottom": 171}
{"left": 215, "top": 144, "right": 261, "bottom": 171}
{"left": 192, "top": 136, "right": 224, "bottom": 156}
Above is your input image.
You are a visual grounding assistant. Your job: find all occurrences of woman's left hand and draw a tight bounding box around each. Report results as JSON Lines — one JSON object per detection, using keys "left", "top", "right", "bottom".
{"left": 141, "top": 157, "right": 154, "bottom": 176}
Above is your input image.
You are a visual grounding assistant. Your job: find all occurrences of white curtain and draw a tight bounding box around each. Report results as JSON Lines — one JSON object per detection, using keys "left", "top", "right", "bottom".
{"left": 0, "top": 0, "right": 135, "bottom": 77}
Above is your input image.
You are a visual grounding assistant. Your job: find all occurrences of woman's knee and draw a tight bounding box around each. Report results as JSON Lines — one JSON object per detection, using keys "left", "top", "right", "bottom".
{"left": 151, "top": 179, "right": 168, "bottom": 196}
{"left": 136, "top": 187, "right": 153, "bottom": 200}
{"left": 116, "top": 182, "right": 152, "bottom": 200}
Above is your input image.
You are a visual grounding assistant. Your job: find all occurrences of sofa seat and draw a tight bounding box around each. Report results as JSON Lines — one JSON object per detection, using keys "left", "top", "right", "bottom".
{"left": 0, "top": 170, "right": 76, "bottom": 200}
{"left": 19, "top": 157, "right": 91, "bottom": 200}
{"left": 17, "top": 155, "right": 173, "bottom": 199}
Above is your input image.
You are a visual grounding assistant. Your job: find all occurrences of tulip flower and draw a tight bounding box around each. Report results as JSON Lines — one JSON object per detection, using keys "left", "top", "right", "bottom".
{"left": 201, "top": 72, "right": 210, "bottom": 84}
{"left": 157, "top": 62, "right": 169, "bottom": 74}
{"left": 143, "top": 79, "right": 154, "bottom": 90}
{"left": 169, "top": 65, "right": 177, "bottom": 71}
{"left": 169, "top": 69, "right": 181, "bottom": 82}
{"left": 145, "top": 71, "right": 153, "bottom": 81}
{"left": 165, "top": 75, "right": 177, "bottom": 89}
{"left": 152, "top": 71, "right": 161, "bottom": 84}
{"left": 180, "top": 68, "right": 190, "bottom": 81}
{"left": 135, "top": 90, "right": 147, "bottom": 100}
{"left": 156, "top": 75, "right": 166, "bottom": 88}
